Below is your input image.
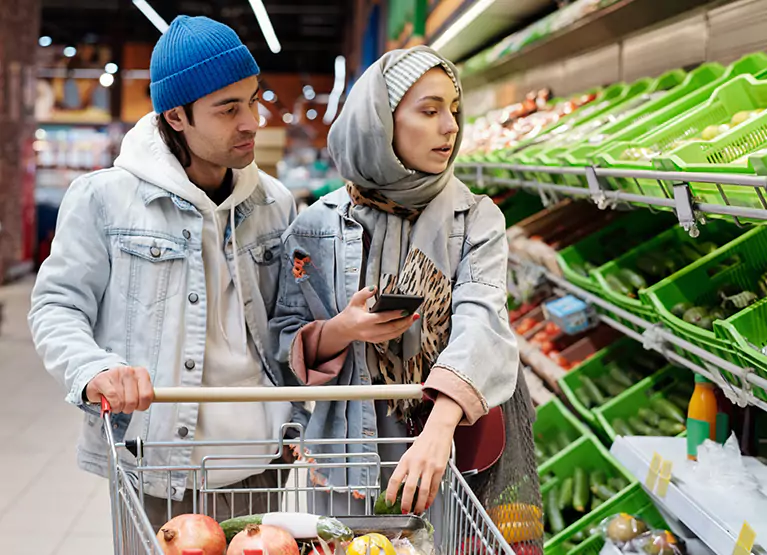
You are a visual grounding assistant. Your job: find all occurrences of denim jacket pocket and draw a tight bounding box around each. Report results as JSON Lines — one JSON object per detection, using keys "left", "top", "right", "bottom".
{"left": 115, "top": 234, "right": 187, "bottom": 307}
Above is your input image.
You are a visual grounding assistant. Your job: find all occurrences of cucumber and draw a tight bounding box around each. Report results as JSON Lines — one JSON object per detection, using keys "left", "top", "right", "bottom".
{"left": 534, "top": 442, "right": 546, "bottom": 461}
{"left": 606, "top": 272, "right": 634, "bottom": 296}
{"left": 612, "top": 418, "right": 634, "bottom": 437}
{"left": 573, "top": 387, "right": 594, "bottom": 409}
{"left": 650, "top": 397, "right": 686, "bottom": 424}
{"left": 220, "top": 514, "right": 353, "bottom": 543}
{"left": 580, "top": 376, "right": 606, "bottom": 406}
{"left": 608, "top": 365, "right": 635, "bottom": 388}
{"left": 592, "top": 483, "right": 619, "bottom": 501}
{"left": 573, "top": 467, "right": 589, "bottom": 513}
{"left": 618, "top": 268, "right": 647, "bottom": 291}
{"left": 609, "top": 477, "right": 629, "bottom": 491}
{"left": 542, "top": 473, "right": 556, "bottom": 485}
{"left": 668, "top": 393, "right": 690, "bottom": 411}
{"left": 591, "top": 496, "right": 605, "bottom": 511}
{"left": 571, "top": 531, "right": 586, "bottom": 543}
{"left": 546, "top": 441, "right": 562, "bottom": 458}
{"left": 557, "top": 430, "right": 573, "bottom": 452}
{"left": 638, "top": 407, "right": 661, "bottom": 427}
{"left": 598, "top": 375, "right": 627, "bottom": 397}
{"left": 589, "top": 469, "right": 606, "bottom": 490}
{"left": 628, "top": 416, "right": 656, "bottom": 436}
{"left": 680, "top": 243, "right": 702, "bottom": 264}
{"left": 657, "top": 419, "right": 686, "bottom": 436}
{"left": 558, "top": 476, "right": 574, "bottom": 510}
{"left": 547, "top": 485, "right": 566, "bottom": 534}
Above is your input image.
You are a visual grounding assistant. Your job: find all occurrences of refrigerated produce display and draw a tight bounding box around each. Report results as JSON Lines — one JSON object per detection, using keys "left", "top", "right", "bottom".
{"left": 455, "top": 2, "right": 767, "bottom": 553}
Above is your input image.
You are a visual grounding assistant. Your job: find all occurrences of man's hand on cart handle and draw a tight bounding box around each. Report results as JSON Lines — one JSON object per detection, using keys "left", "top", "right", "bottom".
{"left": 86, "top": 366, "right": 154, "bottom": 414}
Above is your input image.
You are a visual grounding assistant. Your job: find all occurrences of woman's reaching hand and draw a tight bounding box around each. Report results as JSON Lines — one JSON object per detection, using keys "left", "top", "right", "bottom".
{"left": 386, "top": 394, "right": 464, "bottom": 514}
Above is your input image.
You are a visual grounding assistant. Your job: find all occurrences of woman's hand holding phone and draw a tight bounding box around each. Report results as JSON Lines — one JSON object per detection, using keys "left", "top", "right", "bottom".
{"left": 317, "top": 286, "right": 418, "bottom": 361}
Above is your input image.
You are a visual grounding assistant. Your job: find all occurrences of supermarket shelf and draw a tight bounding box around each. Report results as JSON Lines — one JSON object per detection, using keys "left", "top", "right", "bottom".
{"left": 610, "top": 436, "right": 767, "bottom": 555}
{"left": 507, "top": 253, "right": 767, "bottom": 413}
{"left": 456, "top": 163, "right": 767, "bottom": 225}
{"left": 461, "top": 0, "right": 711, "bottom": 88}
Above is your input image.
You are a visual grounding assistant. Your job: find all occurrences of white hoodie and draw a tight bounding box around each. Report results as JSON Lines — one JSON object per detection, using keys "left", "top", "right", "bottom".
{"left": 115, "top": 113, "right": 291, "bottom": 488}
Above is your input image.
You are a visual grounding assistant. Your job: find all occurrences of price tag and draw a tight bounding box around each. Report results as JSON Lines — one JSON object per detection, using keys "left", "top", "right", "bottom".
{"left": 732, "top": 522, "right": 756, "bottom": 555}
{"left": 645, "top": 452, "right": 662, "bottom": 491}
{"left": 656, "top": 459, "right": 673, "bottom": 498}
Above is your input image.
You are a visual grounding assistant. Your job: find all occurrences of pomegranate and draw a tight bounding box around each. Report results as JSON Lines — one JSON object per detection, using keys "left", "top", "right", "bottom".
{"left": 227, "top": 524, "right": 300, "bottom": 555}
{"left": 156, "top": 514, "right": 227, "bottom": 555}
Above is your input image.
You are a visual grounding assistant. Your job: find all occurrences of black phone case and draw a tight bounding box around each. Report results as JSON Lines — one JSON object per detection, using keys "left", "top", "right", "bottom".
{"left": 370, "top": 294, "right": 424, "bottom": 314}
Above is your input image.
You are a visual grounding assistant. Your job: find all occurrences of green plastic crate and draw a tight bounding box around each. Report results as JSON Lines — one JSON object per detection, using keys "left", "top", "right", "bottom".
{"left": 558, "top": 63, "right": 726, "bottom": 169}
{"left": 649, "top": 74, "right": 767, "bottom": 214}
{"left": 558, "top": 337, "right": 667, "bottom": 432}
{"left": 556, "top": 209, "right": 677, "bottom": 295}
{"left": 644, "top": 225, "right": 767, "bottom": 385}
{"left": 594, "top": 53, "right": 767, "bottom": 203}
{"left": 714, "top": 299, "right": 767, "bottom": 402}
{"left": 592, "top": 220, "right": 744, "bottom": 332}
{"left": 594, "top": 365, "right": 691, "bottom": 442}
{"left": 498, "top": 190, "right": 545, "bottom": 228}
{"left": 544, "top": 484, "right": 668, "bottom": 555}
{"left": 534, "top": 398, "right": 593, "bottom": 467}
{"left": 539, "top": 436, "right": 637, "bottom": 549}
{"left": 513, "top": 78, "right": 666, "bottom": 185}
{"left": 532, "top": 69, "right": 689, "bottom": 185}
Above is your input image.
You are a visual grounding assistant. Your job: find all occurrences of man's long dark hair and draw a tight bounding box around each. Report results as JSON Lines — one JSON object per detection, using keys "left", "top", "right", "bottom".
{"left": 156, "top": 104, "right": 195, "bottom": 168}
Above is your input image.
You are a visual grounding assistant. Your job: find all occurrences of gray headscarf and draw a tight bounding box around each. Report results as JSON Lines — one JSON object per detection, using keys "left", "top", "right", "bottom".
{"left": 326, "top": 46, "right": 468, "bottom": 417}
{"left": 327, "top": 45, "right": 464, "bottom": 209}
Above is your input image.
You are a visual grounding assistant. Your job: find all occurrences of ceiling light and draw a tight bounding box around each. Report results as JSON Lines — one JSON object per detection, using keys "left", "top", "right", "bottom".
{"left": 323, "top": 55, "right": 346, "bottom": 124}
{"left": 306, "top": 109, "right": 317, "bottom": 121}
{"left": 39, "top": 36, "right": 52, "bottom": 47}
{"left": 105, "top": 63, "right": 119, "bottom": 74}
{"left": 132, "top": 0, "right": 170, "bottom": 34}
{"left": 282, "top": 113, "right": 294, "bottom": 124}
{"left": 63, "top": 46, "right": 77, "bottom": 58}
{"left": 99, "top": 73, "right": 115, "bottom": 87}
{"left": 430, "top": 0, "right": 494, "bottom": 51}
{"left": 247, "top": 0, "right": 281, "bottom": 54}
{"left": 259, "top": 115, "right": 267, "bottom": 127}
{"left": 35, "top": 129, "right": 47, "bottom": 140}
{"left": 303, "top": 85, "right": 316, "bottom": 100}
{"left": 262, "top": 90, "right": 276, "bottom": 103}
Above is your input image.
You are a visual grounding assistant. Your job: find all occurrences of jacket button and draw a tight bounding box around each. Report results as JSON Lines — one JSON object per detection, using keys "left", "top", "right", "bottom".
{"left": 150, "top": 246, "right": 161, "bottom": 258}
{"left": 178, "top": 427, "right": 188, "bottom": 438}
{"left": 182, "top": 229, "right": 191, "bottom": 240}
{"left": 188, "top": 293, "right": 199, "bottom": 304}
{"left": 263, "top": 249, "right": 273, "bottom": 261}
{"left": 184, "top": 359, "right": 195, "bottom": 370}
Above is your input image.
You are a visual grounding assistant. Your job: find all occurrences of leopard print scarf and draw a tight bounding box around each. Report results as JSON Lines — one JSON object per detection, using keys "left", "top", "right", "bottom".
{"left": 347, "top": 183, "right": 453, "bottom": 421}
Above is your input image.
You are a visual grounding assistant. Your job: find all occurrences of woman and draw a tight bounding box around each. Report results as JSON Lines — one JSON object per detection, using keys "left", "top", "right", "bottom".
{"left": 270, "top": 46, "right": 539, "bottom": 519}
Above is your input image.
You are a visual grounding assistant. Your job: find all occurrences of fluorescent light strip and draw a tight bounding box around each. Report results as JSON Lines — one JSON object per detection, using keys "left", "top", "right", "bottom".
{"left": 247, "top": 0, "right": 281, "bottom": 54}
{"left": 323, "top": 56, "right": 346, "bottom": 124}
{"left": 430, "top": 0, "right": 495, "bottom": 52}
{"left": 132, "top": 0, "right": 169, "bottom": 34}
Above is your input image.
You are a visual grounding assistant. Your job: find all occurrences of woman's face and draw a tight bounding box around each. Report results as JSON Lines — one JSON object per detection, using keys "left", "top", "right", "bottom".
{"left": 392, "top": 67, "right": 460, "bottom": 175}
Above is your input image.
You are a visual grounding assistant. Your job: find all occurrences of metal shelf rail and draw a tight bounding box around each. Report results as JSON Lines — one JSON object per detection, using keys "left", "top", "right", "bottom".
{"left": 507, "top": 253, "right": 767, "bottom": 413}
{"left": 456, "top": 162, "right": 767, "bottom": 235}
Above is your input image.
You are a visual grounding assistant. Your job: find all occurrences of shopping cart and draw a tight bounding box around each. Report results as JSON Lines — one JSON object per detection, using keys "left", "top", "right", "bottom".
{"left": 101, "top": 384, "right": 527, "bottom": 555}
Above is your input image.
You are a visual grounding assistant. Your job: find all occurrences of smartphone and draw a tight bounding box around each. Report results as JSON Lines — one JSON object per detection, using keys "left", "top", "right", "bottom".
{"left": 369, "top": 293, "right": 425, "bottom": 314}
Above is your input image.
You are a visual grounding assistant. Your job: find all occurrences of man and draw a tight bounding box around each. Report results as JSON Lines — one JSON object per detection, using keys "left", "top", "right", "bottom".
{"left": 28, "top": 15, "right": 304, "bottom": 529}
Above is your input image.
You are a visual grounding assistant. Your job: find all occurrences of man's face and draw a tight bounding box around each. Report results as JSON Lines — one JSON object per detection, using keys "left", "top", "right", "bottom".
{"left": 166, "top": 76, "right": 260, "bottom": 170}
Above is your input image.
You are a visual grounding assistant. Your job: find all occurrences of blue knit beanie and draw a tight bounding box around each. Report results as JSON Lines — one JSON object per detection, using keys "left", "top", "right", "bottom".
{"left": 150, "top": 16, "right": 260, "bottom": 114}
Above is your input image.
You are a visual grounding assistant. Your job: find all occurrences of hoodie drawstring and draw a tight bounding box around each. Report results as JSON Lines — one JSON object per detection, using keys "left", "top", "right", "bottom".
{"left": 231, "top": 204, "right": 247, "bottom": 347}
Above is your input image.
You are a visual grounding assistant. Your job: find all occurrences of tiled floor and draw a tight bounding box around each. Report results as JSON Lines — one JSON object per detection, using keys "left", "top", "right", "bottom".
{"left": 0, "top": 277, "right": 114, "bottom": 554}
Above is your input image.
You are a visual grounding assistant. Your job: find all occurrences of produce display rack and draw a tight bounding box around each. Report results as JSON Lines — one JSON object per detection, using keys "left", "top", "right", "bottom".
{"left": 506, "top": 252, "right": 767, "bottom": 414}
{"left": 456, "top": 163, "right": 767, "bottom": 233}
{"left": 610, "top": 436, "right": 767, "bottom": 555}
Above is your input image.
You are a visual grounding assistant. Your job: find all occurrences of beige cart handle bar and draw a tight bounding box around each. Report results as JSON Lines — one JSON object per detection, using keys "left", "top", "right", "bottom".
{"left": 100, "top": 384, "right": 424, "bottom": 413}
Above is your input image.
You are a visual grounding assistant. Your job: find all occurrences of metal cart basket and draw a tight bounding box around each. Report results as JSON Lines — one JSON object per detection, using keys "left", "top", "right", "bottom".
{"left": 101, "top": 385, "right": 531, "bottom": 555}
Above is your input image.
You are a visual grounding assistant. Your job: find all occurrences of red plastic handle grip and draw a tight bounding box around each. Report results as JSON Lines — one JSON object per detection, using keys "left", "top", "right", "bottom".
{"left": 100, "top": 396, "right": 111, "bottom": 416}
